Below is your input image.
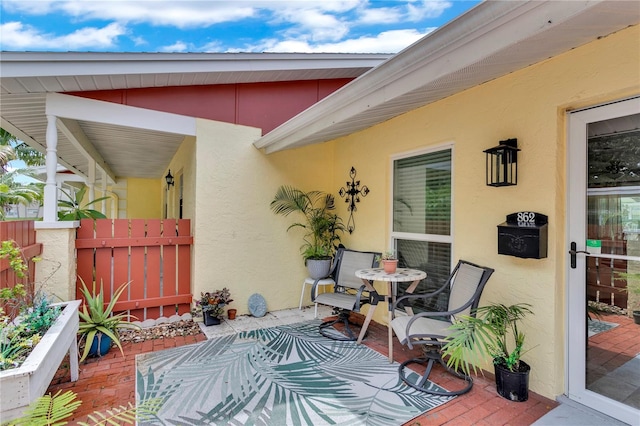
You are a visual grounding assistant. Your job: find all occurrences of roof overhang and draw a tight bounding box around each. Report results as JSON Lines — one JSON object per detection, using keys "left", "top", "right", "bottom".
{"left": 254, "top": 0, "right": 640, "bottom": 154}
{"left": 0, "top": 53, "right": 388, "bottom": 182}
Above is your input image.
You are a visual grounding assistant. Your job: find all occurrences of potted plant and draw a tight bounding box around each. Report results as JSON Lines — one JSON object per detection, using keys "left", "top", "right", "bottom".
{"left": 57, "top": 186, "right": 109, "bottom": 220}
{"left": 77, "top": 279, "right": 139, "bottom": 362}
{"left": 442, "top": 302, "right": 534, "bottom": 402}
{"left": 197, "top": 288, "right": 233, "bottom": 326}
{"left": 376, "top": 250, "right": 398, "bottom": 274}
{"left": 270, "top": 185, "right": 346, "bottom": 279}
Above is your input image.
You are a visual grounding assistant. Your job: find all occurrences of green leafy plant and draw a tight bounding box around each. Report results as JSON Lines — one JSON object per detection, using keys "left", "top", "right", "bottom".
{"left": 270, "top": 185, "right": 346, "bottom": 261}
{"left": 5, "top": 389, "right": 160, "bottom": 425}
{"left": 0, "top": 240, "right": 60, "bottom": 371}
{"left": 77, "top": 279, "right": 139, "bottom": 362}
{"left": 375, "top": 250, "right": 397, "bottom": 262}
{"left": 57, "top": 186, "right": 109, "bottom": 221}
{"left": 196, "top": 288, "right": 233, "bottom": 319}
{"left": 442, "top": 303, "right": 533, "bottom": 375}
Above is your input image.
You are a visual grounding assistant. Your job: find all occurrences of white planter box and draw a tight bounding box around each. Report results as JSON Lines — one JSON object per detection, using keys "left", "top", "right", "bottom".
{"left": 0, "top": 300, "right": 81, "bottom": 422}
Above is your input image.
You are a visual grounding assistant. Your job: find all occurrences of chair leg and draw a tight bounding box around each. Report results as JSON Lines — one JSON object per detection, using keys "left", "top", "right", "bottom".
{"left": 398, "top": 348, "right": 473, "bottom": 396}
{"left": 314, "top": 302, "right": 318, "bottom": 319}
{"left": 319, "top": 310, "right": 363, "bottom": 341}
{"left": 299, "top": 279, "right": 307, "bottom": 310}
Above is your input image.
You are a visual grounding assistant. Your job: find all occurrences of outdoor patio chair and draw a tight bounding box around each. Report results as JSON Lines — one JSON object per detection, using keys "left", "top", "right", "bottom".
{"left": 390, "top": 260, "right": 494, "bottom": 396}
{"left": 312, "top": 247, "right": 381, "bottom": 341}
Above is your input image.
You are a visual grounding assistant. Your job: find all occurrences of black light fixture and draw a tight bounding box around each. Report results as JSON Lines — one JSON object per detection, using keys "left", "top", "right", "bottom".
{"left": 165, "top": 170, "right": 175, "bottom": 187}
{"left": 484, "top": 138, "right": 520, "bottom": 187}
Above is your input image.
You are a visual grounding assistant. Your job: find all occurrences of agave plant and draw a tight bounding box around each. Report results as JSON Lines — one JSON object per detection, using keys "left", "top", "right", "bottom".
{"left": 78, "top": 278, "right": 139, "bottom": 362}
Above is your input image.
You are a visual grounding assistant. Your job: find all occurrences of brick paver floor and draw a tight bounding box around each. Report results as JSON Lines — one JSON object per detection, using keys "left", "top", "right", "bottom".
{"left": 47, "top": 313, "right": 559, "bottom": 425}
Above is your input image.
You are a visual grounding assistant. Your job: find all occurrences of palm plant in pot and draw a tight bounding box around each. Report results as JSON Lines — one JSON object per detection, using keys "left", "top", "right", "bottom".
{"left": 270, "top": 185, "right": 346, "bottom": 279}
{"left": 442, "top": 302, "right": 534, "bottom": 401}
{"left": 78, "top": 279, "right": 139, "bottom": 362}
{"left": 197, "top": 288, "right": 233, "bottom": 326}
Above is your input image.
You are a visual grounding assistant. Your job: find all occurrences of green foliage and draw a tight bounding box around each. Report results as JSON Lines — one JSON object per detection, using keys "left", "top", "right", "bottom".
{"left": 77, "top": 278, "right": 139, "bottom": 362}
{"left": 57, "top": 187, "right": 108, "bottom": 221}
{"left": 270, "top": 185, "right": 345, "bottom": 261}
{"left": 442, "top": 303, "right": 533, "bottom": 375}
{"left": 0, "top": 295, "right": 60, "bottom": 371}
{"left": 0, "top": 170, "right": 43, "bottom": 220}
{"left": 376, "top": 250, "right": 397, "bottom": 262}
{"left": 6, "top": 390, "right": 82, "bottom": 426}
{"left": 4, "top": 389, "right": 161, "bottom": 426}
{"left": 196, "top": 288, "right": 233, "bottom": 318}
{"left": 0, "top": 128, "right": 45, "bottom": 168}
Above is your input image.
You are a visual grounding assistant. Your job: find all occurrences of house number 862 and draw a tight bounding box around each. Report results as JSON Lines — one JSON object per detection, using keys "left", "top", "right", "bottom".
{"left": 517, "top": 212, "right": 535, "bottom": 223}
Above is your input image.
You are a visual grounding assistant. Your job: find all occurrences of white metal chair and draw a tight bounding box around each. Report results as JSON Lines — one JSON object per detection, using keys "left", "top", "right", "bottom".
{"left": 390, "top": 260, "right": 494, "bottom": 396}
{"left": 312, "top": 247, "right": 381, "bottom": 341}
{"left": 299, "top": 276, "right": 335, "bottom": 318}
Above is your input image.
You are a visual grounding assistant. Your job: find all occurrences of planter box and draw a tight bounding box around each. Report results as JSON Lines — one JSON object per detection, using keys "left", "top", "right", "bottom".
{"left": 0, "top": 300, "right": 81, "bottom": 421}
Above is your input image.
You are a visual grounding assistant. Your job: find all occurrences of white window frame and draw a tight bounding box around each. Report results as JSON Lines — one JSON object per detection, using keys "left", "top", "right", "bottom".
{"left": 389, "top": 142, "right": 455, "bottom": 266}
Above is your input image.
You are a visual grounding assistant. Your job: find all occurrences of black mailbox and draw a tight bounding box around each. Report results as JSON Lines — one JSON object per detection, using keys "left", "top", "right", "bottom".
{"left": 498, "top": 212, "right": 548, "bottom": 259}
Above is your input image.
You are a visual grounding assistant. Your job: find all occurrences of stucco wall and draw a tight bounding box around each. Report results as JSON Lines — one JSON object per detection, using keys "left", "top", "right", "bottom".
{"left": 191, "top": 119, "right": 334, "bottom": 317}
{"left": 328, "top": 25, "right": 639, "bottom": 399}
{"left": 126, "top": 178, "right": 161, "bottom": 218}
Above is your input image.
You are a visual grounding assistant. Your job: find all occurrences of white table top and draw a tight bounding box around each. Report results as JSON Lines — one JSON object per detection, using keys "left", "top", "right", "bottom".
{"left": 355, "top": 268, "right": 426, "bottom": 282}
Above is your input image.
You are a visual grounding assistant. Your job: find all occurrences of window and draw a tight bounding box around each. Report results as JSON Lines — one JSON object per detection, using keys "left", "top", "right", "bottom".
{"left": 392, "top": 147, "right": 452, "bottom": 312}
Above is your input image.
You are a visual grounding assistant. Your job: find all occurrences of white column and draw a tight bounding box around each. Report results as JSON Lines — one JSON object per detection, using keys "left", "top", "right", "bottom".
{"left": 43, "top": 115, "right": 59, "bottom": 222}
{"left": 87, "top": 158, "right": 96, "bottom": 205}
{"left": 101, "top": 169, "right": 108, "bottom": 215}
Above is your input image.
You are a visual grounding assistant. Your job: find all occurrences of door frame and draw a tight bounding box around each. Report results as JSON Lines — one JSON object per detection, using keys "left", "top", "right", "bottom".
{"left": 566, "top": 96, "right": 640, "bottom": 424}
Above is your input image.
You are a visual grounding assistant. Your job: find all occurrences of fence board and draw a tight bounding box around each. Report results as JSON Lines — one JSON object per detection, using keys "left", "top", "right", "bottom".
{"left": 75, "top": 219, "right": 193, "bottom": 321}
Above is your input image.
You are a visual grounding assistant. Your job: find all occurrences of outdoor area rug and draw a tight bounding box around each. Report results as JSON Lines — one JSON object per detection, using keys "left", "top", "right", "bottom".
{"left": 135, "top": 320, "right": 453, "bottom": 425}
{"left": 587, "top": 319, "right": 619, "bottom": 337}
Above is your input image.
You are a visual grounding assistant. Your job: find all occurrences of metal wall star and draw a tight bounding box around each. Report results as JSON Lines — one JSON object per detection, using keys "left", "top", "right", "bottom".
{"left": 338, "top": 167, "right": 370, "bottom": 234}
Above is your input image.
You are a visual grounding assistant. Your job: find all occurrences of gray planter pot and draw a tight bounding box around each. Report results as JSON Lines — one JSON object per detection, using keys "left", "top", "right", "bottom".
{"left": 306, "top": 258, "right": 332, "bottom": 279}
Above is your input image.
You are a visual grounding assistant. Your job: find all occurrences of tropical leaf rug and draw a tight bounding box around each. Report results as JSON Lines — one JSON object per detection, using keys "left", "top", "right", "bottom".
{"left": 136, "top": 320, "right": 453, "bottom": 425}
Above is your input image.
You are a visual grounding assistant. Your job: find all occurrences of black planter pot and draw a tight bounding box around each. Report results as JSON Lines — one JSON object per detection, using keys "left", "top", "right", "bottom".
{"left": 203, "top": 311, "right": 221, "bottom": 326}
{"left": 633, "top": 310, "right": 640, "bottom": 325}
{"left": 494, "top": 360, "right": 530, "bottom": 402}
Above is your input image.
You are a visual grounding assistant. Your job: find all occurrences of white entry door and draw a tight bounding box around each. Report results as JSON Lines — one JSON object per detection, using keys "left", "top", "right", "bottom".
{"left": 567, "top": 97, "right": 640, "bottom": 425}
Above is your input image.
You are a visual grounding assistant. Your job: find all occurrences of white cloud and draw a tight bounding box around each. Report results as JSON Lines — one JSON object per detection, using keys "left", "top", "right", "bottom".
{"left": 160, "top": 41, "right": 188, "bottom": 52}
{"left": 262, "top": 28, "right": 435, "bottom": 54}
{"left": 407, "top": 0, "right": 452, "bottom": 21}
{"left": 0, "top": 21, "right": 125, "bottom": 50}
{"left": 358, "top": 7, "right": 403, "bottom": 25}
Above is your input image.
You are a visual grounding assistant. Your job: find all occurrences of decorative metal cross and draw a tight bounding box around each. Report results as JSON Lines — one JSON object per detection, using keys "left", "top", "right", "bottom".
{"left": 339, "top": 167, "right": 370, "bottom": 234}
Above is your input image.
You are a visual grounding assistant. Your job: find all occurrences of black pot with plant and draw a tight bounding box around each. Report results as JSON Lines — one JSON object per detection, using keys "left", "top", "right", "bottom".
{"left": 270, "top": 185, "right": 346, "bottom": 279}
{"left": 197, "top": 288, "right": 233, "bottom": 326}
{"left": 442, "top": 302, "right": 534, "bottom": 402}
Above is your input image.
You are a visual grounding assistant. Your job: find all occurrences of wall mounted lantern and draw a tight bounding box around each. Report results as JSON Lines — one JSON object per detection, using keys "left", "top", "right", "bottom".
{"left": 484, "top": 138, "right": 520, "bottom": 187}
{"left": 165, "top": 170, "right": 175, "bottom": 187}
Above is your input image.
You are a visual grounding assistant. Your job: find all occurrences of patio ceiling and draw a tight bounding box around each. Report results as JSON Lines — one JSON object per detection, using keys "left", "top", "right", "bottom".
{"left": 0, "top": 53, "right": 388, "bottom": 183}
{"left": 254, "top": 1, "right": 640, "bottom": 154}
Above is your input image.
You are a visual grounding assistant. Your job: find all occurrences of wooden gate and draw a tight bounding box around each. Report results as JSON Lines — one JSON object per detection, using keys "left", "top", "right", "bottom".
{"left": 75, "top": 219, "right": 193, "bottom": 321}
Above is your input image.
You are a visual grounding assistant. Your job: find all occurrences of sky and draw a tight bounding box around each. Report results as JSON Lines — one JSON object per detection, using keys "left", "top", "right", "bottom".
{"left": 0, "top": 0, "right": 481, "bottom": 54}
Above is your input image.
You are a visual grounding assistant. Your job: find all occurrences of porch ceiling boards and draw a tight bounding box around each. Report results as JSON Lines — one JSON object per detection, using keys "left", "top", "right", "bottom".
{"left": 0, "top": 53, "right": 389, "bottom": 183}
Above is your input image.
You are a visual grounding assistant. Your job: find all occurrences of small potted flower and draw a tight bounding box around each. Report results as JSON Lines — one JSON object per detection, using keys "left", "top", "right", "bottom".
{"left": 197, "top": 288, "right": 233, "bottom": 326}
{"left": 376, "top": 250, "right": 398, "bottom": 274}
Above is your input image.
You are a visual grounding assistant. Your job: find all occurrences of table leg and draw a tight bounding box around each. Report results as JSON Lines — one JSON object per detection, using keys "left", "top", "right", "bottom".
{"left": 388, "top": 281, "right": 394, "bottom": 363}
{"left": 357, "top": 303, "right": 377, "bottom": 344}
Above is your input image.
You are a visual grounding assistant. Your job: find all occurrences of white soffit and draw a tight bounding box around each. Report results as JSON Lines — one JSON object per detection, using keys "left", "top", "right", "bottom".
{"left": 42, "top": 94, "right": 195, "bottom": 180}
{"left": 255, "top": 0, "right": 640, "bottom": 153}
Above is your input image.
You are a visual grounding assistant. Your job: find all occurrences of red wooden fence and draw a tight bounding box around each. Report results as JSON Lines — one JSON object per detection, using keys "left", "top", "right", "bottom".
{"left": 0, "top": 220, "right": 42, "bottom": 289}
{"left": 75, "top": 218, "right": 193, "bottom": 321}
